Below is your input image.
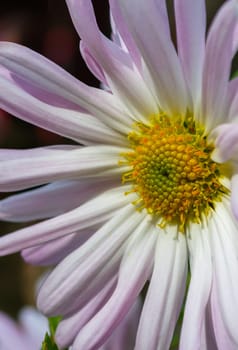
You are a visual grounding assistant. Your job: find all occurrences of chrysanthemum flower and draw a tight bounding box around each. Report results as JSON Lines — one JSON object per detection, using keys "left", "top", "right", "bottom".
{"left": 0, "top": 0, "right": 238, "bottom": 349}
{"left": 0, "top": 307, "right": 48, "bottom": 350}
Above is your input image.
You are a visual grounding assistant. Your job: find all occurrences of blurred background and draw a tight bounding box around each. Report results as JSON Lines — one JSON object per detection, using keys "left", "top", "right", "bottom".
{"left": 0, "top": 0, "right": 235, "bottom": 318}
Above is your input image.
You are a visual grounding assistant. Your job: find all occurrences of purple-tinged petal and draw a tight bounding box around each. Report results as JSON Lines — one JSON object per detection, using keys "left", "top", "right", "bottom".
{"left": 231, "top": 174, "right": 238, "bottom": 220}
{"left": 0, "top": 72, "right": 126, "bottom": 144}
{"left": 22, "top": 227, "right": 95, "bottom": 266}
{"left": 65, "top": 0, "right": 158, "bottom": 120}
{"left": 180, "top": 221, "right": 212, "bottom": 349}
{"left": 201, "top": 0, "right": 238, "bottom": 131}
{"left": 174, "top": 0, "right": 206, "bottom": 105}
{"left": 227, "top": 78, "right": 238, "bottom": 120}
{"left": 209, "top": 201, "right": 238, "bottom": 347}
{"left": 0, "top": 146, "right": 128, "bottom": 191}
{"left": 37, "top": 206, "right": 144, "bottom": 316}
{"left": 210, "top": 123, "right": 238, "bottom": 163}
{"left": 55, "top": 277, "right": 116, "bottom": 349}
{"left": 72, "top": 220, "right": 156, "bottom": 350}
{"left": 0, "top": 186, "right": 134, "bottom": 255}
{"left": 0, "top": 42, "right": 132, "bottom": 132}
{"left": 0, "top": 178, "right": 117, "bottom": 222}
{"left": 117, "top": 0, "right": 189, "bottom": 115}
{"left": 135, "top": 226, "right": 187, "bottom": 350}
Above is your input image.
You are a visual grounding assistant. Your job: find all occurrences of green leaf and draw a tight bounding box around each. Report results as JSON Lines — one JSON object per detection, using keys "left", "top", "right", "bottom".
{"left": 41, "top": 333, "right": 59, "bottom": 350}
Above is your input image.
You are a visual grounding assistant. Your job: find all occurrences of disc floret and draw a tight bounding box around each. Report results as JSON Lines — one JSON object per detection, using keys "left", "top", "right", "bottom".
{"left": 122, "top": 114, "right": 228, "bottom": 232}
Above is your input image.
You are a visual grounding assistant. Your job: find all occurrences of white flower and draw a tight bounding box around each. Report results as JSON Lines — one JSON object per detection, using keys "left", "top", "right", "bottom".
{"left": 0, "top": 0, "right": 238, "bottom": 349}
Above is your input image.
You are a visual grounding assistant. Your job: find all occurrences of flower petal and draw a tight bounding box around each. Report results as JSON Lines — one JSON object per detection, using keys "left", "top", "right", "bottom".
{"left": 0, "top": 42, "right": 132, "bottom": 132}
{"left": 180, "top": 221, "right": 212, "bottom": 349}
{"left": 201, "top": 0, "right": 238, "bottom": 130}
{"left": 0, "top": 186, "right": 133, "bottom": 255}
{"left": 174, "top": 0, "right": 206, "bottom": 105}
{"left": 227, "top": 77, "right": 238, "bottom": 120}
{"left": 55, "top": 277, "right": 116, "bottom": 349}
{"left": 65, "top": 0, "right": 158, "bottom": 119}
{"left": 209, "top": 201, "right": 238, "bottom": 347}
{"left": 135, "top": 226, "right": 187, "bottom": 350}
{"left": 0, "top": 178, "right": 117, "bottom": 222}
{"left": 210, "top": 123, "right": 238, "bottom": 163}
{"left": 0, "top": 146, "right": 128, "bottom": 191}
{"left": 117, "top": 0, "right": 189, "bottom": 115}
{"left": 72, "top": 219, "right": 156, "bottom": 349}
{"left": 37, "top": 205, "right": 143, "bottom": 316}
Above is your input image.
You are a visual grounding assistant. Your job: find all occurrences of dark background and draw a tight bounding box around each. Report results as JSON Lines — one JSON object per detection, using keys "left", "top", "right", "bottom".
{"left": 0, "top": 0, "right": 234, "bottom": 316}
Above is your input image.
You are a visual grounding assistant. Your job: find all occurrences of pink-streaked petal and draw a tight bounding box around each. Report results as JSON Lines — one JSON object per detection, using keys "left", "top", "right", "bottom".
{"left": 201, "top": 0, "right": 238, "bottom": 131}
{"left": 231, "top": 174, "right": 238, "bottom": 220}
{"left": 65, "top": 0, "right": 158, "bottom": 120}
{"left": 135, "top": 226, "right": 187, "bottom": 350}
{"left": 109, "top": 0, "right": 143, "bottom": 68}
{"left": 0, "top": 72, "right": 125, "bottom": 145}
{"left": 0, "top": 186, "right": 134, "bottom": 255}
{"left": 72, "top": 221, "right": 157, "bottom": 350}
{"left": 100, "top": 298, "right": 142, "bottom": 350}
{"left": 55, "top": 277, "right": 117, "bottom": 349}
{"left": 210, "top": 123, "right": 238, "bottom": 163}
{"left": 0, "top": 146, "right": 128, "bottom": 192}
{"left": 209, "top": 202, "right": 238, "bottom": 347}
{"left": 22, "top": 227, "right": 95, "bottom": 266}
{"left": 117, "top": 0, "right": 188, "bottom": 115}
{"left": 227, "top": 77, "right": 238, "bottom": 120}
{"left": 180, "top": 221, "right": 212, "bottom": 349}
{"left": 37, "top": 206, "right": 144, "bottom": 316}
{"left": 175, "top": 0, "right": 206, "bottom": 105}
{"left": 0, "top": 178, "right": 117, "bottom": 222}
{"left": 0, "top": 42, "right": 132, "bottom": 132}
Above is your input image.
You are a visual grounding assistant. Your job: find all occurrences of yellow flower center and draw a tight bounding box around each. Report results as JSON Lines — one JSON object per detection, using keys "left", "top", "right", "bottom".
{"left": 122, "top": 114, "right": 228, "bottom": 232}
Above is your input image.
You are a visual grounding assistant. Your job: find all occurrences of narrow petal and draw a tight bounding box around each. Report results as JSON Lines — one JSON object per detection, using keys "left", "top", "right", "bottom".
{"left": 180, "top": 221, "right": 212, "bottom": 349}
{"left": 0, "top": 73, "right": 125, "bottom": 145}
{"left": 117, "top": 0, "right": 188, "bottom": 115}
{"left": 174, "top": 0, "right": 206, "bottom": 104}
{"left": 0, "top": 178, "right": 117, "bottom": 222}
{"left": 0, "top": 186, "right": 134, "bottom": 255}
{"left": 65, "top": 0, "right": 158, "bottom": 120}
{"left": 201, "top": 0, "right": 238, "bottom": 130}
{"left": 37, "top": 206, "right": 144, "bottom": 316}
{"left": 231, "top": 174, "right": 238, "bottom": 220}
{"left": 227, "top": 77, "right": 238, "bottom": 120}
{"left": 72, "top": 219, "right": 157, "bottom": 350}
{"left": 55, "top": 277, "right": 116, "bottom": 349}
{"left": 135, "top": 226, "right": 187, "bottom": 350}
{"left": 22, "top": 227, "right": 95, "bottom": 265}
{"left": 210, "top": 123, "right": 238, "bottom": 163}
{"left": 209, "top": 201, "right": 238, "bottom": 347}
{"left": 0, "top": 42, "right": 132, "bottom": 132}
{"left": 0, "top": 146, "right": 128, "bottom": 191}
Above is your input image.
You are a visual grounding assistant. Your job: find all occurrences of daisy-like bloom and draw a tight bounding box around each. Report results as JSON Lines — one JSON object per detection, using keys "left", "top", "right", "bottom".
{"left": 0, "top": 307, "right": 48, "bottom": 350}
{"left": 0, "top": 0, "right": 238, "bottom": 349}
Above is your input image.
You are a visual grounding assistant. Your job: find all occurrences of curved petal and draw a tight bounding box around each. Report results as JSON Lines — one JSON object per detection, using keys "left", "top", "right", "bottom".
{"left": 180, "top": 221, "right": 212, "bottom": 349}
{"left": 55, "top": 277, "right": 116, "bottom": 349}
{"left": 0, "top": 178, "right": 117, "bottom": 222}
{"left": 72, "top": 219, "right": 157, "bottom": 350}
{"left": 0, "top": 72, "right": 125, "bottom": 145}
{"left": 135, "top": 226, "right": 187, "bottom": 350}
{"left": 0, "top": 42, "right": 132, "bottom": 132}
{"left": 174, "top": 0, "right": 206, "bottom": 105}
{"left": 227, "top": 77, "right": 238, "bottom": 120}
{"left": 209, "top": 202, "right": 238, "bottom": 347}
{"left": 201, "top": 0, "right": 238, "bottom": 131}
{"left": 210, "top": 123, "right": 238, "bottom": 163}
{"left": 117, "top": 0, "right": 189, "bottom": 115}
{"left": 0, "top": 186, "right": 134, "bottom": 255}
{"left": 37, "top": 205, "right": 144, "bottom": 316}
{"left": 22, "top": 227, "right": 95, "bottom": 266}
{"left": 0, "top": 146, "right": 128, "bottom": 192}
{"left": 65, "top": 0, "right": 158, "bottom": 119}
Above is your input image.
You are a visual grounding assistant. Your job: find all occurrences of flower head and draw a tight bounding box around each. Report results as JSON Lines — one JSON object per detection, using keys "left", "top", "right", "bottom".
{"left": 0, "top": 0, "right": 238, "bottom": 349}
